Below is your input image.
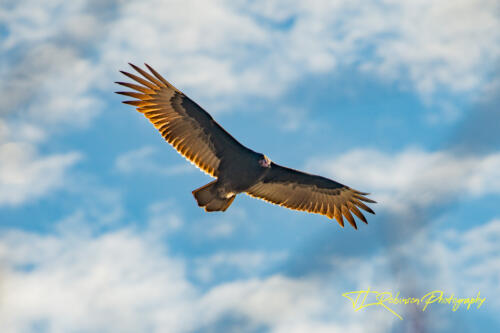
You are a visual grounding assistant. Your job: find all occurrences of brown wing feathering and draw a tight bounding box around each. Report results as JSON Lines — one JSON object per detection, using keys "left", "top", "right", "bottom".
{"left": 115, "top": 63, "right": 247, "bottom": 177}
{"left": 246, "top": 163, "right": 376, "bottom": 229}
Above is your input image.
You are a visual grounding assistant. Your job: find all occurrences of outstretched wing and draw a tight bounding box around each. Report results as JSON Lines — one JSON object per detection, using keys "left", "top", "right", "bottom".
{"left": 246, "top": 163, "right": 376, "bottom": 229}
{"left": 115, "top": 63, "right": 250, "bottom": 177}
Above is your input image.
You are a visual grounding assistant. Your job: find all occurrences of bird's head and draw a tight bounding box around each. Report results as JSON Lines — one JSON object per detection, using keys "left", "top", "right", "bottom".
{"left": 258, "top": 154, "right": 271, "bottom": 168}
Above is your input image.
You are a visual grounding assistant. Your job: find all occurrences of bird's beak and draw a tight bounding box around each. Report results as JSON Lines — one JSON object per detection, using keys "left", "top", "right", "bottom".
{"left": 260, "top": 156, "right": 271, "bottom": 168}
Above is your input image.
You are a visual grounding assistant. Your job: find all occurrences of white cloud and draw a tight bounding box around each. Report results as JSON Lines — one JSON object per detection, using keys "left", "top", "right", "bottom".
{"left": 1, "top": 217, "right": 499, "bottom": 332}
{"left": 54, "top": 186, "right": 126, "bottom": 231}
{"left": 276, "top": 106, "right": 323, "bottom": 133}
{"left": 354, "top": 0, "right": 500, "bottom": 97}
{"left": 0, "top": 0, "right": 100, "bottom": 51}
{"left": 146, "top": 200, "right": 184, "bottom": 235}
{"left": 0, "top": 227, "right": 195, "bottom": 333}
{"left": 0, "top": 1, "right": 106, "bottom": 208}
{"left": 190, "top": 207, "right": 249, "bottom": 240}
{"left": 205, "top": 220, "right": 235, "bottom": 238}
{"left": 0, "top": 119, "right": 46, "bottom": 144}
{"left": 1, "top": 0, "right": 498, "bottom": 134}
{"left": 0, "top": 44, "right": 102, "bottom": 128}
{"left": 0, "top": 142, "right": 81, "bottom": 206}
{"left": 194, "top": 250, "right": 287, "bottom": 283}
{"left": 115, "top": 146, "right": 195, "bottom": 176}
{"left": 0, "top": 0, "right": 105, "bottom": 129}
{"left": 99, "top": 0, "right": 500, "bottom": 109}
{"left": 308, "top": 148, "right": 500, "bottom": 213}
{"left": 100, "top": 0, "right": 278, "bottom": 107}
{"left": 393, "top": 219, "right": 500, "bottom": 306}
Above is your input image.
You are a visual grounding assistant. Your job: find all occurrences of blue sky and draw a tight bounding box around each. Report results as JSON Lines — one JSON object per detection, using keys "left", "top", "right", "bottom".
{"left": 1, "top": 0, "right": 500, "bottom": 332}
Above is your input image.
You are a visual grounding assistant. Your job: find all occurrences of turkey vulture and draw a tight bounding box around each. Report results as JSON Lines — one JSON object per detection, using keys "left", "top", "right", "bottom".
{"left": 115, "top": 63, "right": 375, "bottom": 229}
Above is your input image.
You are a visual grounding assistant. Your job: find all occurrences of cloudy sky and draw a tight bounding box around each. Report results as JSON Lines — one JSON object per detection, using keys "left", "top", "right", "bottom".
{"left": 1, "top": 0, "right": 499, "bottom": 332}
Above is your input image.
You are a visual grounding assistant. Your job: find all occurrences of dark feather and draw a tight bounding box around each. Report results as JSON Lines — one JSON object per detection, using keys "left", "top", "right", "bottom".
{"left": 246, "top": 162, "right": 375, "bottom": 229}
{"left": 115, "top": 64, "right": 251, "bottom": 177}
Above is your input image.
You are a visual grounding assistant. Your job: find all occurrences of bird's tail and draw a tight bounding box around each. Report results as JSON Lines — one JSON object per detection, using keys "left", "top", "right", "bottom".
{"left": 192, "top": 181, "right": 235, "bottom": 212}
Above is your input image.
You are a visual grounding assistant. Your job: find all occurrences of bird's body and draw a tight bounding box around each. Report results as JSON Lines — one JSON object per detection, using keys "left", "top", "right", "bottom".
{"left": 116, "top": 63, "right": 375, "bottom": 229}
{"left": 193, "top": 151, "right": 270, "bottom": 212}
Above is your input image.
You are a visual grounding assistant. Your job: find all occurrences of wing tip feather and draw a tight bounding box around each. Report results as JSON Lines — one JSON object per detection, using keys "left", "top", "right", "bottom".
{"left": 116, "top": 64, "right": 220, "bottom": 179}
{"left": 245, "top": 192, "right": 375, "bottom": 230}
{"left": 341, "top": 205, "right": 357, "bottom": 229}
{"left": 144, "top": 63, "right": 174, "bottom": 88}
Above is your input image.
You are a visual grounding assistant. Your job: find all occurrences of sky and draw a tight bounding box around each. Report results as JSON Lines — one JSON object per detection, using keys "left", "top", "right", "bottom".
{"left": 1, "top": 0, "right": 500, "bottom": 332}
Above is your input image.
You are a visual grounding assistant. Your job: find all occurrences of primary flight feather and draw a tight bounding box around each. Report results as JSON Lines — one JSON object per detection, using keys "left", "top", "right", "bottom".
{"left": 116, "top": 63, "right": 376, "bottom": 229}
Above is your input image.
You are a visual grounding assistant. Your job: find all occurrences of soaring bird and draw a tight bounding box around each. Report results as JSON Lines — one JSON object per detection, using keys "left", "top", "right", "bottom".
{"left": 116, "top": 63, "right": 375, "bottom": 229}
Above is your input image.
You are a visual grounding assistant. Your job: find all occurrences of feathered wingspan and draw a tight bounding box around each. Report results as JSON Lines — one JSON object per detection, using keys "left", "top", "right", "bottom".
{"left": 116, "top": 63, "right": 376, "bottom": 227}
{"left": 246, "top": 163, "right": 376, "bottom": 229}
{"left": 115, "top": 63, "right": 248, "bottom": 177}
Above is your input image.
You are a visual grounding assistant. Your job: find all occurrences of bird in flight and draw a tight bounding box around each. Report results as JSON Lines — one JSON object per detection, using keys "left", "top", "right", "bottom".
{"left": 116, "top": 64, "right": 375, "bottom": 229}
